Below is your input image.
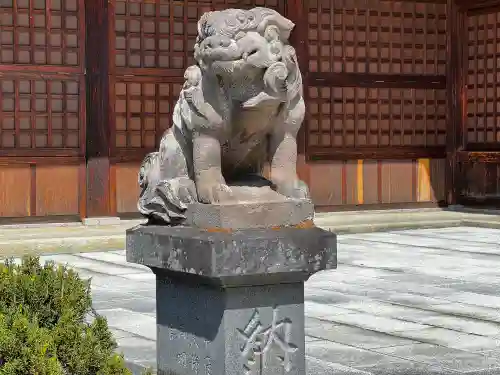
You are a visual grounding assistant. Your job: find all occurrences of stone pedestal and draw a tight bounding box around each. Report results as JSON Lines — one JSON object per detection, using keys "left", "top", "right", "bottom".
{"left": 183, "top": 199, "right": 314, "bottom": 230}
{"left": 126, "top": 225, "right": 336, "bottom": 375}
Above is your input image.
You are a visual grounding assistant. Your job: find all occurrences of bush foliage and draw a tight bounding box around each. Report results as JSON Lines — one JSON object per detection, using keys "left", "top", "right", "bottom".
{"left": 0, "top": 256, "right": 133, "bottom": 375}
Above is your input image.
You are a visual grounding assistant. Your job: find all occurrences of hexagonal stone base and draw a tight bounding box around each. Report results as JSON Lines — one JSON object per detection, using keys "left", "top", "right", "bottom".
{"left": 126, "top": 225, "right": 337, "bottom": 375}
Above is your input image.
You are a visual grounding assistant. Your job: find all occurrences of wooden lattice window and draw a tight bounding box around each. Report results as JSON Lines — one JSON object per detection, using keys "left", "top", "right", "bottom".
{"left": 112, "top": 0, "right": 285, "bottom": 155}
{"left": 307, "top": 86, "right": 447, "bottom": 149}
{"left": 0, "top": 77, "right": 81, "bottom": 149}
{"left": 114, "top": 0, "right": 283, "bottom": 70}
{"left": 466, "top": 11, "right": 500, "bottom": 145}
{"left": 307, "top": 0, "right": 447, "bottom": 74}
{"left": 114, "top": 80, "right": 182, "bottom": 149}
{"left": 0, "top": 0, "right": 81, "bottom": 66}
{"left": 210, "top": 0, "right": 281, "bottom": 10}
{"left": 115, "top": 1, "right": 184, "bottom": 69}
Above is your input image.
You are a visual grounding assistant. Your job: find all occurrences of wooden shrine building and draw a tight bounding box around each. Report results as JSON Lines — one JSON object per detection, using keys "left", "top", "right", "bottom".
{"left": 0, "top": 0, "right": 498, "bottom": 222}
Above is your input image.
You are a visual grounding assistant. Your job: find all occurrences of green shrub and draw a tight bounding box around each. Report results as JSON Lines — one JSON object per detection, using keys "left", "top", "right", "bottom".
{"left": 0, "top": 256, "right": 142, "bottom": 375}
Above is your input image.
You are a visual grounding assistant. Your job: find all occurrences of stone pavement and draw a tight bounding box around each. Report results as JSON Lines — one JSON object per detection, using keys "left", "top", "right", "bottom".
{"left": 37, "top": 226, "right": 500, "bottom": 374}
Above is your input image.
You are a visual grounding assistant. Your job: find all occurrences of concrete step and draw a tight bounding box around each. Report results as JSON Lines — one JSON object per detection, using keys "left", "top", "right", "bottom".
{"left": 1, "top": 208, "right": 500, "bottom": 257}
{"left": 0, "top": 219, "right": 145, "bottom": 258}
{"left": 315, "top": 208, "right": 500, "bottom": 234}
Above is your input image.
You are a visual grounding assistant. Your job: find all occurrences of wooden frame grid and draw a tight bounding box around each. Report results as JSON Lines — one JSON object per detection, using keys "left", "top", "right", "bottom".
{"left": 449, "top": 0, "right": 500, "bottom": 205}
{"left": 0, "top": 74, "right": 83, "bottom": 153}
{"left": 0, "top": 0, "right": 86, "bottom": 221}
{"left": 0, "top": 0, "right": 84, "bottom": 70}
{"left": 307, "top": 86, "right": 447, "bottom": 149}
{"left": 114, "top": 0, "right": 190, "bottom": 70}
{"left": 307, "top": 0, "right": 447, "bottom": 75}
{"left": 109, "top": 0, "right": 285, "bottom": 160}
{"left": 465, "top": 10, "right": 500, "bottom": 147}
{"left": 0, "top": 0, "right": 86, "bottom": 158}
{"left": 305, "top": 0, "right": 448, "bottom": 161}
{"left": 114, "top": 76, "right": 183, "bottom": 151}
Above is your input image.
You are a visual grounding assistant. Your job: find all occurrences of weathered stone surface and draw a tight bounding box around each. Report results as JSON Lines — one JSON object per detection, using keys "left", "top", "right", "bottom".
{"left": 126, "top": 224, "right": 336, "bottom": 375}
{"left": 157, "top": 281, "right": 306, "bottom": 375}
{"left": 183, "top": 199, "right": 314, "bottom": 229}
{"left": 137, "top": 7, "right": 309, "bottom": 225}
{"left": 126, "top": 225, "right": 337, "bottom": 287}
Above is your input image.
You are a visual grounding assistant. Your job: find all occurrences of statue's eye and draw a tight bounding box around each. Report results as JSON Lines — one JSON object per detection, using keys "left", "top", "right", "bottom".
{"left": 204, "top": 25, "right": 215, "bottom": 36}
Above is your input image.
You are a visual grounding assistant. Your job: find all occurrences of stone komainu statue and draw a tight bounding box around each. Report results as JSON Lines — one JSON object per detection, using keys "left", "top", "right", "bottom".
{"left": 138, "top": 7, "right": 309, "bottom": 224}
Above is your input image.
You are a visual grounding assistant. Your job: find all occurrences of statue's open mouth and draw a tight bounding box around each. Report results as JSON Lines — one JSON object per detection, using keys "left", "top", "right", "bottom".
{"left": 211, "top": 59, "right": 247, "bottom": 73}
{"left": 211, "top": 55, "right": 272, "bottom": 75}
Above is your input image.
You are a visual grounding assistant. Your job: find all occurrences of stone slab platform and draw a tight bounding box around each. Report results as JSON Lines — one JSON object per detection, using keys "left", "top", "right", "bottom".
{"left": 126, "top": 224, "right": 336, "bottom": 286}
{"left": 183, "top": 199, "right": 314, "bottom": 229}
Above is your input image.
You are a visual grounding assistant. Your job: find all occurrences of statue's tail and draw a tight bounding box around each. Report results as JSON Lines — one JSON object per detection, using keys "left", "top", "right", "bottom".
{"left": 138, "top": 152, "right": 158, "bottom": 191}
{"left": 137, "top": 120, "right": 197, "bottom": 225}
{"left": 137, "top": 150, "right": 190, "bottom": 225}
{"left": 137, "top": 152, "right": 170, "bottom": 223}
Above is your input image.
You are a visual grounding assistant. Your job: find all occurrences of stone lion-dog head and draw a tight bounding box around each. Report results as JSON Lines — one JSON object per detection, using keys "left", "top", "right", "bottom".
{"left": 191, "top": 7, "right": 302, "bottom": 106}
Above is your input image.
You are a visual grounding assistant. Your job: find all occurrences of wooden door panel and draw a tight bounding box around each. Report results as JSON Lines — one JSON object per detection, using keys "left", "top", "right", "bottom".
{"left": 36, "top": 165, "right": 79, "bottom": 216}
{"left": 0, "top": 0, "right": 85, "bottom": 219}
{"left": 0, "top": 166, "right": 31, "bottom": 217}
{"left": 456, "top": 7, "right": 500, "bottom": 204}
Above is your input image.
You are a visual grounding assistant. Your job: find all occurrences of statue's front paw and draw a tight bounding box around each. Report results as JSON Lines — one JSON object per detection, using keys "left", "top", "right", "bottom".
{"left": 275, "top": 179, "right": 310, "bottom": 200}
{"left": 197, "top": 183, "right": 235, "bottom": 204}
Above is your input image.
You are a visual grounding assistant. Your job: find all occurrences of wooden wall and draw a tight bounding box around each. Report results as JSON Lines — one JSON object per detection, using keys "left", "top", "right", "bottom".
{"left": 108, "top": 0, "right": 449, "bottom": 215}
{"left": 450, "top": 1, "right": 500, "bottom": 206}
{"left": 302, "top": 159, "right": 446, "bottom": 211}
{"left": 302, "top": 0, "right": 448, "bottom": 210}
{"left": 0, "top": 0, "right": 85, "bottom": 220}
{"left": 0, "top": 0, "right": 464, "bottom": 220}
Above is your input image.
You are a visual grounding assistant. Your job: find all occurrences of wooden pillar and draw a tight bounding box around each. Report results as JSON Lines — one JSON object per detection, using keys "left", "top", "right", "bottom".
{"left": 286, "top": 0, "right": 311, "bottom": 185}
{"left": 84, "top": 0, "right": 113, "bottom": 218}
{"left": 287, "top": 0, "right": 307, "bottom": 155}
{"left": 446, "top": 0, "right": 466, "bottom": 206}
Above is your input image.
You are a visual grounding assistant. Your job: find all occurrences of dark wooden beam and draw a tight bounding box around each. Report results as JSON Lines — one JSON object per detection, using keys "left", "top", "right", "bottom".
{"left": 0, "top": 65, "right": 82, "bottom": 74}
{"left": 445, "top": 0, "right": 466, "bottom": 206}
{"left": 309, "top": 73, "right": 446, "bottom": 89}
{"left": 457, "top": 196, "right": 500, "bottom": 207}
{"left": 463, "top": 143, "right": 500, "bottom": 151}
{"left": 286, "top": 0, "right": 308, "bottom": 156}
{"left": 115, "top": 68, "right": 186, "bottom": 79}
{"left": 400, "top": 0, "right": 446, "bottom": 3}
{"left": 0, "top": 156, "right": 83, "bottom": 166}
{"left": 84, "top": 0, "right": 113, "bottom": 218}
{"left": 457, "top": 151, "right": 500, "bottom": 163}
{"left": 307, "top": 146, "right": 446, "bottom": 161}
{"left": 110, "top": 149, "right": 155, "bottom": 163}
{"left": 467, "top": 4, "right": 500, "bottom": 15}
{"left": 455, "top": 0, "right": 500, "bottom": 12}
{"left": 0, "top": 149, "right": 81, "bottom": 157}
